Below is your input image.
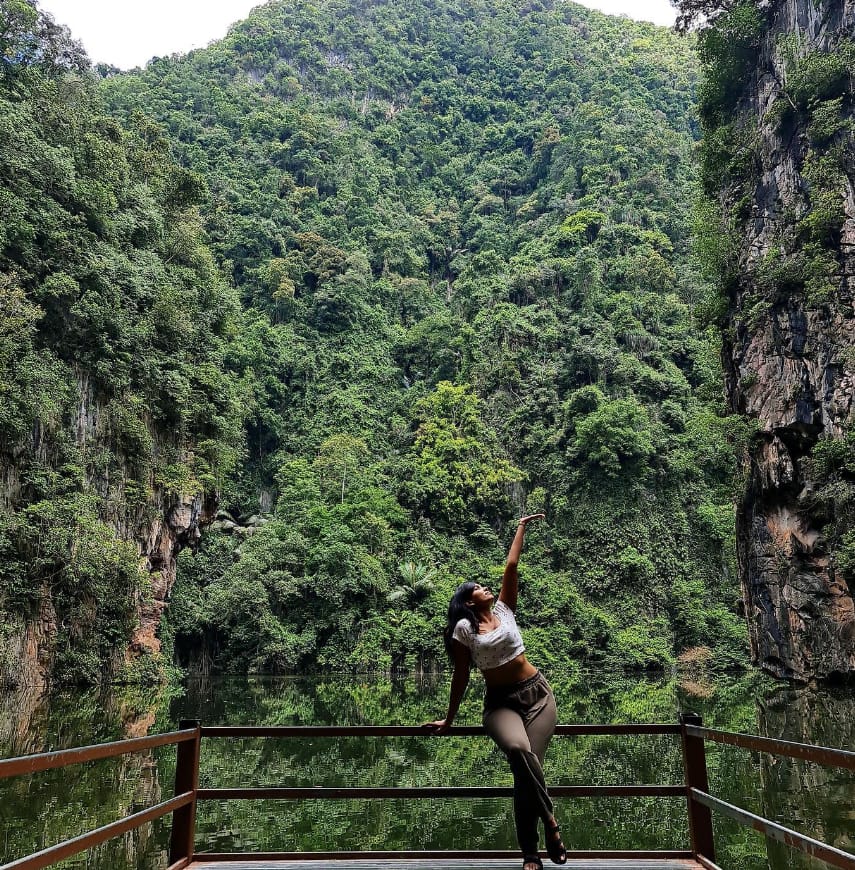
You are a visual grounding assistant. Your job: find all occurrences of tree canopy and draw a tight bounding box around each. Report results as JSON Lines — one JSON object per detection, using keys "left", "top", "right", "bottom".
{"left": 1, "top": 0, "right": 749, "bottom": 682}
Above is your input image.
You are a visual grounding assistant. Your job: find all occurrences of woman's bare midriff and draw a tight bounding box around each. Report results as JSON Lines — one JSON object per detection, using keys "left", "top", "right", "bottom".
{"left": 480, "top": 653, "right": 538, "bottom": 687}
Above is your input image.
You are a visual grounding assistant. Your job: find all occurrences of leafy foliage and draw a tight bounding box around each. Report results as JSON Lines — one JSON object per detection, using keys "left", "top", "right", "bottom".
{"left": 103, "top": 0, "right": 747, "bottom": 674}
{"left": 1, "top": 0, "right": 748, "bottom": 681}
{"left": 0, "top": 0, "right": 246, "bottom": 684}
{"left": 669, "top": 0, "right": 763, "bottom": 34}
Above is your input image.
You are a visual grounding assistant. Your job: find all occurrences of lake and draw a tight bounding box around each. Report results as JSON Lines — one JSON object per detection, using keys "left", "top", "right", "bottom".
{"left": 1, "top": 669, "right": 853, "bottom": 869}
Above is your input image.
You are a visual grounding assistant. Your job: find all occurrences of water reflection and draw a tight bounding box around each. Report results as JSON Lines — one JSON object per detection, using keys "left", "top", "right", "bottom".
{"left": 0, "top": 671, "right": 852, "bottom": 869}
{"left": 0, "top": 683, "right": 174, "bottom": 869}
{"left": 758, "top": 686, "right": 855, "bottom": 868}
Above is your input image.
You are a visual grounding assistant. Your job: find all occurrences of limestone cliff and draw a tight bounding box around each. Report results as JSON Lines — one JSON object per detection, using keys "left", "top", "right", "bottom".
{"left": 717, "top": 0, "right": 855, "bottom": 680}
{"left": 0, "top": 372, "right": 215, "bottom": 687}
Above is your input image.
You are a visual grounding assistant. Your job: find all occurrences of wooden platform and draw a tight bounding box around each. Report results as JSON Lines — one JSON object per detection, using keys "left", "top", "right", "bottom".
{"left": 189, "top": 860, "right": 703, "bottom": 869}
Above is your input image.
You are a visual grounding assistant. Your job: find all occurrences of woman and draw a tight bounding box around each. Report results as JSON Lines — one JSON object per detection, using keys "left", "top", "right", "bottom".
{"left": 424, "top": 514, "right": 567, "bottom": 870}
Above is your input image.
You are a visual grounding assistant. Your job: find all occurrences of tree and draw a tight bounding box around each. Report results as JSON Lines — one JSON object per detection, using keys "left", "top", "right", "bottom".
{"left": 386, "top": 562, "right": 438, "bottom": 606}
{"left": 314, "top": 435, "right": 371, "bottom": 505}
{"left": 0, "top": 0, "right": 87, "bottom": 80}
{"left": 570, "top": 396, "right": 658, "bottom": 479}
{"left": 669, "top": 0, "right": 759, "bottom": 33}
{"left": 403, "top": 382, "right": 522, "bottom": 530}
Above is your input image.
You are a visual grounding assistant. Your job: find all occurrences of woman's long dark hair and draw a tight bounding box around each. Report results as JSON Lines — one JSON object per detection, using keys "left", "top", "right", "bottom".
{"left": 443, "top": 582, "right": 479, "bottom": 660}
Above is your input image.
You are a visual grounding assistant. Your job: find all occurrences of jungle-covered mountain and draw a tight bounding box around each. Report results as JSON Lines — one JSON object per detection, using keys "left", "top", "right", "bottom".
{"left": 0, "top": 0, "right": 749, "bottom": 684}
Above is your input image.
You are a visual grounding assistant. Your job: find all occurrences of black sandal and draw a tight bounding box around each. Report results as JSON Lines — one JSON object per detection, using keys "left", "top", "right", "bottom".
{"left": 545, "top": 822, "right": 567, "bottom": 865}
{"left": 523, "top": 856, "right": 543, "bottom": 870}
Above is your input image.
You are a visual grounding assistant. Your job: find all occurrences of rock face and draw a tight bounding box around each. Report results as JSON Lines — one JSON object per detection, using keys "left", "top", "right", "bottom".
{"left": 0, "top": 599, "right": 56, "bottom": 689}
{"left": 723, "top": 0, "right": 855, "bottom": 680}
{"left": 0, "top": 372, "right": 215, "bottom": 687}
{"left": 130, "top": 494, "right": 215, "bottom": 663}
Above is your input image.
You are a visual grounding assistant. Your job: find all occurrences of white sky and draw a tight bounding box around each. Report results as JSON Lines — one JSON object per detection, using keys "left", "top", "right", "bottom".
{"left": 38, "top": 0, "right": 678, "bottom": 70}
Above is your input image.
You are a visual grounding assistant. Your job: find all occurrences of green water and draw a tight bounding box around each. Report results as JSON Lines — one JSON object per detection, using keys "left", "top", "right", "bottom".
{"left": 0, "top": 670, "right": 853, "bottom": 869}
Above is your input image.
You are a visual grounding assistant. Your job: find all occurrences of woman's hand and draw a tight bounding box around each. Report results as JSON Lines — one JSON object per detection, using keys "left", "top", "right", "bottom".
{"left": 422, "top": 718, "right": 452, "bottom": 734}
{"left": 519, "top": 513, "right": 545, "bottom": 525}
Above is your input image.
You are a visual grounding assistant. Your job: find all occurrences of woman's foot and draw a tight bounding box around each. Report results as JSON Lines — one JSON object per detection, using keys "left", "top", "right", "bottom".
{"left": 523, "top": 856, "right": 543, "bottom": 870}
{"left": 545, "top": 818, "right": 567, "bottom": 865}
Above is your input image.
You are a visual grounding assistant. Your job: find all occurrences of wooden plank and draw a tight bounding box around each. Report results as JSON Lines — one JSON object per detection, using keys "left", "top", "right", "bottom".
{"left": 189, "top": 860, "right": 702, "bottom": 869}
{"left": 685, "top": 725, "right": 855, "bottom": 771}
{"left": 192, "top": 851, "right": 695, "bottom": 862}
{"left": 200, "top": 725, "right": 681, "bottom": 738}
{"left": 0, "top": 729, "right": 197, "bottom": 780}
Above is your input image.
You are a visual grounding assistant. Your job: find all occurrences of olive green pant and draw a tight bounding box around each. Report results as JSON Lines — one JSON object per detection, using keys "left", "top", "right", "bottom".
{"left": 483, "top": 671, "right": 558, "bottom": 856}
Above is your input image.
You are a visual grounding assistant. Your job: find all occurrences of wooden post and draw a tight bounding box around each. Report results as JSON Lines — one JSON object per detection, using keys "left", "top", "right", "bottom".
{"left": 680, "top": 712, "right": 716, "bottom": 863}
{"left": 169, "top": 719, "right": 201, "bottom": 865}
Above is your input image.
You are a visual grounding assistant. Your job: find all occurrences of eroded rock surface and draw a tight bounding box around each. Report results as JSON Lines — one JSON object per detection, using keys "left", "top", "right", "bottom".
{"left": 724, "top": 0, "right": 855, "bottom": 680}
{"left": 0, "top": 373, "right": 216, "bottom": 687}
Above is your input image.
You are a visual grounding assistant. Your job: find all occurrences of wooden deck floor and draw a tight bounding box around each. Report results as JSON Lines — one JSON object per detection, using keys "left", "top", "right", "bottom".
{"left": 189, "top": 860, "right": 703, "bottom": 869}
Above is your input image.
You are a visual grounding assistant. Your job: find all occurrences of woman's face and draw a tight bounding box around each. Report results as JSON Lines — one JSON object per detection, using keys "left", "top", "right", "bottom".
{"left": 467, "top": 583, "right": 494, "bottom": 609}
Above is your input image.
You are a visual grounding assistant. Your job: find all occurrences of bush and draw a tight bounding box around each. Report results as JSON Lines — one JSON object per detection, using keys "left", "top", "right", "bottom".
{"left": 570, "top": 396, "right": 657, "bottom": 478}
{"left": 786, "top": 43, "right": 855, "bottom": 109}
{"left": 697, "top": 3, "right": 764, "bottom": 127}
{"left": 612, "top": 622, "right": 675, "bottom": 669}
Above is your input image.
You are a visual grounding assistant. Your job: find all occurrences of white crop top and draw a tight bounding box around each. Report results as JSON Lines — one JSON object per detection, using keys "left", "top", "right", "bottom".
{"left": 452, "top": 600, "right": 525, "bottom": 670}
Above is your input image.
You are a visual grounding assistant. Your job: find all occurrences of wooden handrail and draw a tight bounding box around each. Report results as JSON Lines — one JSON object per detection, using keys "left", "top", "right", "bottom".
{"left": 195, "top": 784, "right": 687, "bottom": 800}
{"left": 0, "top": 727, "right": 201, "bottom": 870}
{"left": 685, "top": 724, "right": 855, "bottom": 771}
{"left": 690, "top": 788, "right": 855, "bottom": 870}
{"left": 681, "top": 720, "right": 855, "bottom": 870}
{"left": 5, "top": 717, "right": 853, "bottom": 870}
{"left": 0, "top": 792, "right": 194, "bottom": 870}
{"left": 200, "top": 723, "right": 681, "bottom": 737}
{"left": 190, "top": 722, "right": 694, "bottom": 865}
{"left": 0, "top": 728, "right": 198, "bottom": 780}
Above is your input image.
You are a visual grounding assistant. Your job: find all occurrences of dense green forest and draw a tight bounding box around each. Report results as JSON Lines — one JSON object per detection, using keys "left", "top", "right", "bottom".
{"left": 0, "top": 0, "right": 246, "bottom": 682}
{"left": 0, "top": 0, "right": 749, "bottom": 683}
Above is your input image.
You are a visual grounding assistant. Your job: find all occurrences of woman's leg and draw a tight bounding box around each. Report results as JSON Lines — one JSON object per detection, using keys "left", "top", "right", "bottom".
{"left": 522, "top": 679, "right": 557, "bottom": 764}
{"left": 521, "top": 680, "right": 564, "bottom": 862}
{"left": 483, "top": 706, "right": 553, "bottom": 857}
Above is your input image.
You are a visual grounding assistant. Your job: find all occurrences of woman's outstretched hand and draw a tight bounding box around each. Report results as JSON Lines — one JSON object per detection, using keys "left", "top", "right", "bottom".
{"left": 519, "top": 513, "right": 545, "bottom": 525}
{"left": 422, "top": 718, "right": 452, "bottom": 734}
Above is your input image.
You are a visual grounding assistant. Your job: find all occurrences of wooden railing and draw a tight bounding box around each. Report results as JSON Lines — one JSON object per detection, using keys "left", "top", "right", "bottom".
{"left": 681, "top": 714, "right": 855, "bottom": 870}
{"left": 0, "top": 725, "right": 201, "bottom": 870}
{"left": 0, "top": 714, "right": 853, "bottom": 868}
{"left": 192, "top": 722, "right": 691, "bottom": 864}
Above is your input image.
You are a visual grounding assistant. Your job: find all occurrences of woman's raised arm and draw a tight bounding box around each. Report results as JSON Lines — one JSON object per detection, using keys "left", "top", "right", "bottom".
{"left": 498, "top": 514, "right": 545, "bottom": 612}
